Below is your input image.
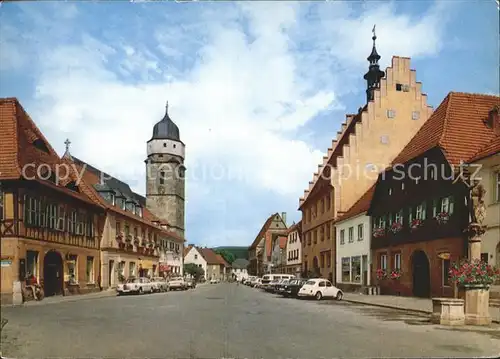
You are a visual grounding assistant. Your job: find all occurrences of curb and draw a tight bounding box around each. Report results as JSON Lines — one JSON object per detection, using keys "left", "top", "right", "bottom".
{"left": 1, "top": 291, "right": 117, "bottom": 308}
{"left": 343, "top": 299, "right": 500, "bottom": 324}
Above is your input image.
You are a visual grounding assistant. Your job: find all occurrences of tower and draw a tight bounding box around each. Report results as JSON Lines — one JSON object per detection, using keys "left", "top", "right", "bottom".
{"left": 145, "top": 102, "right": 186, "bottom": 238}
{"left": 363, "top": 25, "right": 385, "bottom": 103}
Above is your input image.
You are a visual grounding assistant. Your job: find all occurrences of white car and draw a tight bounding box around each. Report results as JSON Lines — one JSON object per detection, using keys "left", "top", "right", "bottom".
{"left": 150, "top": 277, "right": 169, "bottom": 292}
{"left": 298, "top": 278, "right": 343, "bottom": 301}
{"left": 169, "top": 277, "right": 187, "bottom": 290}
{"left": 210, "top": 278, "right": 220, "bottom": 284}
{"left": 117, "top": 277, "right": 154, "bottom": 295}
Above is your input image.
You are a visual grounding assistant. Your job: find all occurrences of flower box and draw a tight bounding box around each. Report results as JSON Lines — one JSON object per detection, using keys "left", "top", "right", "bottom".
{"left": 435, "top": 212, "right": 450, "bottom": 225}
{"left": 376, "top": 268, "right": 387, "bottom": 281}
{"left": 410, "top": 218, "right": 424, "bottom": 231}
{"left": 373, "top": 227, "right": 386, "bottom": 238}
{"left": 389, "top": 269, "right": 402, "bottom": 280}
{"left": 390, "top": 222, "right": 403, "bottom": 234}
{"left": 449, "top": 259, "right": 500, "bottom": 287}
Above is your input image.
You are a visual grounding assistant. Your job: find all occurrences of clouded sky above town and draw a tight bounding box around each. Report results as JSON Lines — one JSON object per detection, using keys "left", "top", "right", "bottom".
{"left": 1, "top": 1, "right": 498, "bottom": 247}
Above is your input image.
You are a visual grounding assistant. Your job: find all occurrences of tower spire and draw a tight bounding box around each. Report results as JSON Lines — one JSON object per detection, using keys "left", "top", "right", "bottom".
{"left": 363, "top": 24, "right": 385, "bottom": 103}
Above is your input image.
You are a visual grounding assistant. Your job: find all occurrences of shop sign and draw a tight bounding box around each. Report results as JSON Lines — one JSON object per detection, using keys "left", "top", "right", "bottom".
{"left": 1, "top": 259, "right": 12, "bottom": 267}
{"left": 438, "top": 252, "right": 451, "bottom": 260}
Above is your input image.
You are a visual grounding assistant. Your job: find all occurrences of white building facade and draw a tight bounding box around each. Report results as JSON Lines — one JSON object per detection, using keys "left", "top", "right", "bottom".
{"left": 285, "top": 222, "right": 302, "bottom": 275}
{"left": 336, "top": 213, "right": 372, "bottom": 290}
{"left": 183, "top": 246, "right": 207, "bottom": 279}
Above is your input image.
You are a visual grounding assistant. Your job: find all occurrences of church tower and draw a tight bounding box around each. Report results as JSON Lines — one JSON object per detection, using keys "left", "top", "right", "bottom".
{"left": 146, "top": 102, "right": 186, "bottom": 238}
{"left": 363, "top": 25, "right": 385, "bottom": 103}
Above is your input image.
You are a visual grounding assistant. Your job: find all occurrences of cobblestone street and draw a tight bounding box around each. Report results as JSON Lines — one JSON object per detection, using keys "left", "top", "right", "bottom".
{"left": 1, "top": 283, "right": 499, "bottom": 358}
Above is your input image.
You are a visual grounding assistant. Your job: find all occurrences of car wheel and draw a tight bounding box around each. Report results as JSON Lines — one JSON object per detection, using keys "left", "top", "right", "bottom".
{"left": 336, "top": 291, "right": 343, "bottom": 301}
{"left": 315, "top": 291, "right": 322, "bottom": 301}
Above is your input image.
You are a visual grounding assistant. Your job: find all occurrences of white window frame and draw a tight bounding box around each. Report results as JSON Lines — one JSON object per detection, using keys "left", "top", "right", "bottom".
{"left": 380, "top": 254, "right": 387, "bottom": 271}
{"left": 357, "top": 224, "right": 364, "bottom": 241}
{"left": 394, "top": 210, "right": 403, "bottom": 224}
{"left": 394, "top": 253, "right": 401, "bottom": 270}
{"left": 56, "top": 205, "right": 65, "bottom": 231}
{"left": 387, "top": 109, "right": 396, "bottom": 118}
{"left": 340, "top": 229, "right": 345, "bottom": 245}
{"left": 348, "top": 227, "right": 354, "bottom": 243}
{"left": 416, "top": 203, "right": 425, "bottom": 220}
{"left": 86, "top": 256, "right": 95, "bottom": 283}
{"left": 412, "top": 111, "right": 420, "bottom": 120}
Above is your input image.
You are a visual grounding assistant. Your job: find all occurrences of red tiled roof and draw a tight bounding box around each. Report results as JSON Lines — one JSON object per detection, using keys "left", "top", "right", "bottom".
{"left": 71, "top": 160, "right": 184, "bottom": 242}
{"left": 468, "top": 136, "right": 500, "bottom": 162}
{"left": 248, "top": 212, "right": 279, "bottom": 249}
{"left": 392, "top": 92, "right": 500, "bottom": 166}
{"left": 184, "top": 245, "right": 193, "bottom": 257}
{"left": 200, "top": 248, "right": 221, "bottom": 264}
{"left": 0, "top": 98, "right": 102, "bottom": 207}
{"left": 216, "top": 254, "right": 230, "bottom": 267}
{"left": 335, "top": 184, "right": 375, "bottom": 223}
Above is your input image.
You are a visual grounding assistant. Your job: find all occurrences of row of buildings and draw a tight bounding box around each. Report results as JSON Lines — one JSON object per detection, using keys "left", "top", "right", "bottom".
{"left": 0, "top": 99, "right": 188, "bottom": 304}
{"left": 183, "top": 245, "right": 249, "bottom": 282}
{"left": 248, "top": 32, "right": 500, "bottom": 299}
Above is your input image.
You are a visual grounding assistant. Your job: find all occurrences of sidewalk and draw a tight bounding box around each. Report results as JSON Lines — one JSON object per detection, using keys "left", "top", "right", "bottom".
{"left": 2, "top": 289, "right": 117, "bottom": 308}
{"left": 343, "top": 293, "right": 500, "bottom": 324}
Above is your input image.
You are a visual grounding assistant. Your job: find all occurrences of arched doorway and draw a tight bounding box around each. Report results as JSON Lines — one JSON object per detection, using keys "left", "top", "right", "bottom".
{"left": 412, "top": 250, "right": 430, "bottom": 298}
{"left": 43, "top": 251, "right": 63, "bottom": 297}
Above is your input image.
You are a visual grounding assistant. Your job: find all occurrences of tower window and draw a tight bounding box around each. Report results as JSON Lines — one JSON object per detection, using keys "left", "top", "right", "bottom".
{"left": 163, "top": 143, "right": 167, "bottom": 147}
{"left": 173, "top": 144, "right": 176, "bottom": 149}
{"left": 387, "top": 109, "right": 396, "bottom": 119}
{"left": 380, "top": 135, "right": 389, "bottom": 144}
{"left": 160, "top": 171, "right": 165, "bottom": 185}
{"left": 412, "top": 111, "right": 420, "bottom": 120}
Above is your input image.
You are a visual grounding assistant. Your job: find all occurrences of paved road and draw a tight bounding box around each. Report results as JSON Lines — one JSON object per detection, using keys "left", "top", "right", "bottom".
{"left": 1, "top": 283, "right": 499, "bottom": 358}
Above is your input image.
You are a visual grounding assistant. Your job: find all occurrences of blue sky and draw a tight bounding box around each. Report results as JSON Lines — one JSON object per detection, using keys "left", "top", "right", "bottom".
{"left": 1, "top": 1, "right": 498, "bottom": 247}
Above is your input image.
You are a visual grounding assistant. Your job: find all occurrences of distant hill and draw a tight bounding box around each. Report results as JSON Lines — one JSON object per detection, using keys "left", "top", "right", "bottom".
{"left": 212, "top": 246, "right": 249, "bottom": 260}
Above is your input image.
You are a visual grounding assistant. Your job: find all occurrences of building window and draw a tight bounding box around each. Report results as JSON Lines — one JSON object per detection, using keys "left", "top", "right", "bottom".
{"left": 326, "top": 252, "right": 331, "bottom": 267}
{"left": 442, "top": 259, "right": 450, "bottom": 287}
{"left": 348, "top": 227, "right": 354, "bottom": 243}
{"left": 441, "top": 196, "right": 454, "bottom": 214}
{"left": 26, "top": 250, "right": 38, "bottom": 278}
{"left": 387, "top": 109, "right": 396, "bottom": 118}
{"left": 313, "top": 229, "right": 317, "bottom": 244}
{"left": 124, "top": 224, "right": 130, "bottom": 238}
{"left": 320, "top": 198, "right": 325, "bottom": 213}
{"left": 67, "top": 254, "right": 78, "bottom": 283}
{"left": 326, "top": 193, "right": 331, "bottom": 211}
{"left": 86, "top": 256, "right": 94, "bottom": 283}
{"left": 412, "top": 111, "right": 420, "bottom": 120}
{"left": 320, "top": 226, "right": 324, "bottom": 241}
{"left": 378, "top": 216, "right": 386, "bottom": 228}
{"left": 357, "top": 224, "right": 364, "bottom": 241}
{"left": 495, "top": 172, "right": 500, "bottom": 202}
{"left": 47, "top": 204, "right": 57, "bottom": 229}
{"left": 342, "top": 257, "right": 351, "bottom": 282}
{"left": 76, "top": 212, "right": 85, "bottom": 235}
{"left": 394, "top": 253, "right": 401, "bottom": 271}
{"left": 396, "top": 83, "right": 402, "bottom": 91}
{"left": 129, "top": 262, "right": 136, "bottom": 277}
{"left": 85, "top": 215, "right": 95, "bottom": 237}
{"left": 57, "top": 205, "right": 65, "bottom": 231}
{"left": 194, "top": 254, "right": 198, "bottom": 260}
{"left": 24, "top": 196, "right": 42, "bottom": 227}
{"left": 326, "top": 223, "right": 331, "bottom": 240}
{"left": 116, "top": 221, "right": 121, "bottom": 235}
{"left": 351, "top": 256, "right": 361, "bottom": 283}
{"left": 380, "top": 135, "right": 389, "bottom": 144}
{"left": 416, "top": 202, "right": 426, "bottom": 220}
{"left": 481, "top": 253, "right": 489, "bottom": 263}
{"left": 320, "top": 253, "right": 325, "bottom": 268}
{"left": 380, "top": 254, "right": 387, "bottom": 271}
{"left": 394, "top": 210, "right": 403, "bottom": 224}
{"left": 159, "top": 171, "right": 165, "bottom": 185}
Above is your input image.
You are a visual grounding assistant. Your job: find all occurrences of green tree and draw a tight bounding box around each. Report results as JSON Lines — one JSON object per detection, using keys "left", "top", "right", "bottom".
{"left": 184, "top": 263, "right": 205, "bottom": 281}
{"left": 214, "top": 249, "right": 235, "bottom": 264}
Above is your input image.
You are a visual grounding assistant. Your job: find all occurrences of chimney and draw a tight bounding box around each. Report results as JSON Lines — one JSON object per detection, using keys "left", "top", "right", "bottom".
{"left": 489, "top": 106, "right": 500, "bottom": 135}
{"left": 281, "top": 212, "right": 287, "bottom": 226}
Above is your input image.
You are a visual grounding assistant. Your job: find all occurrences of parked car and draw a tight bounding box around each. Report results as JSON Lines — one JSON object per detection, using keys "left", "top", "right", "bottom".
{"left": 253, "top": 278, "right": 262, "bottom": 288}
{"left": 210, "top": 278, "right": 220, "bottom": 284}
{"left": 298, "top": 278, "right": 343, "bottom": 301}
{"left": 274, "top": 279, "right": 290, "bottom": 294}
{"left": 169, "top": 277, "right": 187, "bottom": 291}
{"left": 117, "top": 277, "right": 154, "bottom": 295}
{"left": 185, "top": 278, "right": 196, "bottom": 289}
{"left": 150, "top": 277, "right": 169, "bottom": 292}
{"left": 265, "top": 279, "right": 280, "bottom": 293}
{"left": 280, "top": 279, "right": 307, "bottom": 298}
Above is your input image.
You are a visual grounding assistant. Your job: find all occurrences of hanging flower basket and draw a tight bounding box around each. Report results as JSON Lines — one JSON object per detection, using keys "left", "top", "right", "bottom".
{"left": 373, "top": 227, "right": 386, "bottom": 238}
{"left": 449, "top": 259, "right": 500, "bottom": 288}
{"left": 435, "top": 212, "right": 450, "bottom": 225}
{"left": 389, "top": 269, "right": 402, "bottom": 280}
{"left": 390, "top": 222, "right": 403, "bottom": 234}
{"left": 410, "top": 218, "right": 424, "bottom": 231}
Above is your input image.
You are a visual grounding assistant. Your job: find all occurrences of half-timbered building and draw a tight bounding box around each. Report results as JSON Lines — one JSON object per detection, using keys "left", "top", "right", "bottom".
{"left": 368, "top": 92, "right": 500, "bottom": 298}
{"left": 0, "top": 98, "right": 104, "bottom": 304}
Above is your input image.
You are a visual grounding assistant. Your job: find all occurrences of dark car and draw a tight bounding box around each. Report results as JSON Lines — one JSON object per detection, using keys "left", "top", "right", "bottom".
{"left": 281, "top": 279, "right": 307, "bottom": 298}
{"left": 274, "top": 279, "right": 290, "bottom": 294}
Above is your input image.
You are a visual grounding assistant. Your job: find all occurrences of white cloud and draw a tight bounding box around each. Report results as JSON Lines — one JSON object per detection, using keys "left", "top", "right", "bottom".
{"left": 1, "top": 1, "right": 450, "bottom": 245}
